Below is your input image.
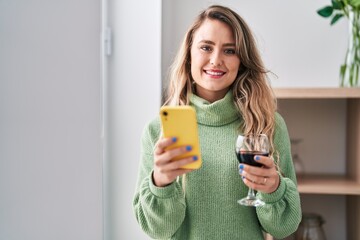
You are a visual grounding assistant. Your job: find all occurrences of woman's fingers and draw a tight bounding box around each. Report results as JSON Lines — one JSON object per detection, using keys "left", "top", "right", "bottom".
{"left": 252, "top": 154, "right": 274, "bottom": 168}
{"left": 242, "top": 173, "right": 279, "bottom": 193}
{"left": 157, "top": 146, "right": 193, "bottom": 165}
{"left": 238, "top": 155, "right": 280, "bottom": 193}
{"left": 240, "top": 170, "right": 268, "bottom": 184}
{"left": 153, "top": 156, "right": 196, "bottom": 187}
{"left": 153, "top": 137, "right": 198, "bottom": 187}
{"left": 159, "top": 156, "right": 198, "bottom": 172}
{"left": 154, "top": 137, "right": 177, "bottom": 155}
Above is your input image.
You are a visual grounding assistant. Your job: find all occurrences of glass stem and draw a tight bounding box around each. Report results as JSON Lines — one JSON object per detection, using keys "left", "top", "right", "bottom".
{"left": 247, "top": 188, "right": 256, "bottom": 199}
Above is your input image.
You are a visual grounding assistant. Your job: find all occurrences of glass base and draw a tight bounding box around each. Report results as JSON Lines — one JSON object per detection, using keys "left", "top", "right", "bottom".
{"left": 238, "top": 197, "right": 265, "bottom": 207}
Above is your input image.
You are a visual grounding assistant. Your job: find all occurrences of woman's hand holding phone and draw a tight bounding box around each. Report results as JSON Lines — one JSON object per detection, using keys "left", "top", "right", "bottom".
{"left": 152, "top": 137, "right": 198, "bottom": 187}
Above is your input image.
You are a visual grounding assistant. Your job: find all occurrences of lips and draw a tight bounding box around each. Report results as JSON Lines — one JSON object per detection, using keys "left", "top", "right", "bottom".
{"left": 204, "top": 69, "right": 226, "bottom": 76}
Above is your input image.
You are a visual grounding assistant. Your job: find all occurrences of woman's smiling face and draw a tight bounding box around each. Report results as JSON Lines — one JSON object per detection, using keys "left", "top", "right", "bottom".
{"left": 190, "top": 18, "right": 240, "bottom": 103}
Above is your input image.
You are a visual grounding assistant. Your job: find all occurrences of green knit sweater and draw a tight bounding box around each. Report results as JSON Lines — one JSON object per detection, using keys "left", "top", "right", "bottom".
{"left": 133, "top": 91, "right": 301, "bottom": 240}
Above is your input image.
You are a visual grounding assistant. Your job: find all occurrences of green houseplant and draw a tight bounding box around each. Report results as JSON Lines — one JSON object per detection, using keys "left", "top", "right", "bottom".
{"left": 317, "top": 0, "right": 360, "bottom": 87}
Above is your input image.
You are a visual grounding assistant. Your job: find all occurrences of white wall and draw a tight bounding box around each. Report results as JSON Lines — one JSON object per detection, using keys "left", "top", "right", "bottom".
{"left": 162, "top": 0, "right": 348, "bottom": 88}
{"left": 0, "top": 1, "right": 102, "bottom": 240}
{"left": 103, "top": 0, "right": 161, "bottom": 239}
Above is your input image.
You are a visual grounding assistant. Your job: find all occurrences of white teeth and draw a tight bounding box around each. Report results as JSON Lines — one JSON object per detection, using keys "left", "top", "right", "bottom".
{"left": 206, "top": 70, "right": 224, "bottom": 76}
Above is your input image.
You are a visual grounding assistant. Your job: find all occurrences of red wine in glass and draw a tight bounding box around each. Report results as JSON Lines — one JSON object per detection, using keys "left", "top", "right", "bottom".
{"left": 236, "top": 151, "right": 268, "bottom": 167}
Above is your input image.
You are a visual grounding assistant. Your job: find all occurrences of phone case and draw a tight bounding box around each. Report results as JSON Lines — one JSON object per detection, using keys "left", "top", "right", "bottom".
{"left": 159, "top": 106, "right": 202, "bottom": 169}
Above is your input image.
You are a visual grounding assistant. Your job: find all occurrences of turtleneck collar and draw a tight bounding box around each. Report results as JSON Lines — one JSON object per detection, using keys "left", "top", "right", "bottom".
{"left": 190, "top": 91, "right": 241, "bottom": 126}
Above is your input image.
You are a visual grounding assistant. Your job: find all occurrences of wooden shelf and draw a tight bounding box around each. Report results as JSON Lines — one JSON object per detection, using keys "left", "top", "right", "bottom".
{"left": 297, "top": 175, "right": 360, "bottom": 195}
{"left": 274, "top": 87, "right": 360, "bottom": 99}
{"left": 275, "top": 88, "right": 360, "bottom": 239}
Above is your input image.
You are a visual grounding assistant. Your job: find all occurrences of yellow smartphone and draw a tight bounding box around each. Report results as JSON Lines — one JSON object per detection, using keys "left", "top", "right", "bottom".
{"left": 159, "top": 106, "right": 202, "bottom": 169}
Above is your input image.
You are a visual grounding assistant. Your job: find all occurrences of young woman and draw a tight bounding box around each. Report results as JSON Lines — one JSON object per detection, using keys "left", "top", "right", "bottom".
{"left": 133, "top": 5, "right": 301, "bottom": 239}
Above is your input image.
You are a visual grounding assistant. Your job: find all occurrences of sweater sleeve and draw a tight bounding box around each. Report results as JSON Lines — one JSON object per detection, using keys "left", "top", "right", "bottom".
{"left": 132, "top": 119, "right": 187, "bottom": 239}
{"left": 256, "top": 113, "right": 302, "bottom": 239}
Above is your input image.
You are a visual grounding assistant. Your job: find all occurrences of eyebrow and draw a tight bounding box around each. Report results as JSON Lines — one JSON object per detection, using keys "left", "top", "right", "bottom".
{"left": 198, "top": 40, "right": 236, "bottom": 47}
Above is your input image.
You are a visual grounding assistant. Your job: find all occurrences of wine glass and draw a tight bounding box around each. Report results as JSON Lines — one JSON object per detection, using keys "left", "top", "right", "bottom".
{"left": 235, "top": 134, "right": 269, "bottom": 207}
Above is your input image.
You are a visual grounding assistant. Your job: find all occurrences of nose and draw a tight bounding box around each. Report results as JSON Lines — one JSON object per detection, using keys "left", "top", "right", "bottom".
{"left": 210, "top": 51, "right": 223, "bottom": 67}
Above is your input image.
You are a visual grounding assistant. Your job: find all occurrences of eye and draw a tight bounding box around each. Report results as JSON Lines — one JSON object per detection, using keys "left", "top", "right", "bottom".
{"left": 200, "top": 45, "right": 212, "bottom": 52}
{"left": 224, "top": 49, "right": 236, "bottom": 55}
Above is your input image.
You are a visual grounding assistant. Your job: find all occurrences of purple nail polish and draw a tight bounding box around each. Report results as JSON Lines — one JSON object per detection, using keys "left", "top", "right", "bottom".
{"left": 193, "top": 156, "right": 198, "bottom": 161}
{"left": 172, "top": 137, "right": 177, "bottom": 142}
{"left": 186, "top": 145, "right": 192, "bottom": 151}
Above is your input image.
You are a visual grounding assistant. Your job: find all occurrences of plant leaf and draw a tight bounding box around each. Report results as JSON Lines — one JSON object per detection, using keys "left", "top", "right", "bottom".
{"left": 331, "top": 13, "right": 344, "bottom": 25}
{"left": 340, "top": 65, "right": 346, "bottom": 87}
{"left": 332, "top": 0, "right": 344, "bottom": 9}
{"left": 317, "top": 6, "right": 334, "bottom": 17}
{"left": 349, "top": 0, "right": 360, "bottom": 8}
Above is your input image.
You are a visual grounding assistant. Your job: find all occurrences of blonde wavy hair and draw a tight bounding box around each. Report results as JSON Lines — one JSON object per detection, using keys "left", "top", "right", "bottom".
{"left": 164, "top": 5, "right": 277, "bottom": 156}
